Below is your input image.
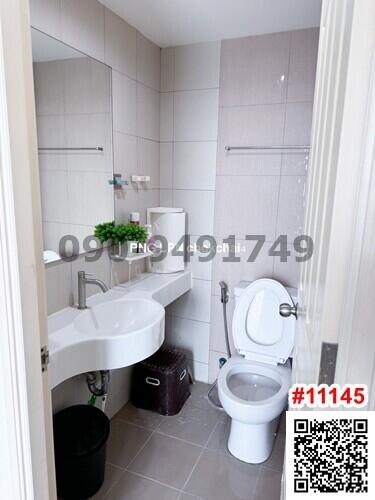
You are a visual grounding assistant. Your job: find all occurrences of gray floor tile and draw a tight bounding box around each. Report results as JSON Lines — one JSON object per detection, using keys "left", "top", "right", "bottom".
{"left": 253, "top": 467, "right": 282, "bottom": 500}
{"left": 105, "top": 470, "right": 179, "bottom": 500}
{"left": 178, "top": 493, "right": 207, "bottom": 500}
{"left": 262, "top": 433, "right": 285, "bottom": 471}
{"left": 186, "top": 383, "right": 221, "bottom": 413}
{"left": 107, "top": 420, "right": 152, "bottom": 468}
{"left": 184, "top": 449, "right": 259, "bottom": 500}
{"left": 278, "top": 411, "right": 286, "bottom": 434}
{"left": 128, "top": 433, "right": 202, "bottom": 489}
{"left": 157, "top": 403, "right": 220, "bottom": 446}
{"left": 206, "top": 414, "right": 231, "bottom": 454}
{"left": 115, "top": 402, "right": 163, "bottom": 430}
{"left": 91, "top": 464, "right": 123, "bottom": 500}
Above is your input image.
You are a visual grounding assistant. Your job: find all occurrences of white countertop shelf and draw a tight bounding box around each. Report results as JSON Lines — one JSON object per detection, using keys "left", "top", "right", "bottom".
{"left": 124, "top": 251, "right": 152, "bottom": 262}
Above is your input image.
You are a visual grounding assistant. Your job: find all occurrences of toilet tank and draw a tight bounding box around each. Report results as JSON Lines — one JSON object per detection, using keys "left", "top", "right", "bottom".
{"left": 234, "top": 280, "right": 297, "bottom": 305}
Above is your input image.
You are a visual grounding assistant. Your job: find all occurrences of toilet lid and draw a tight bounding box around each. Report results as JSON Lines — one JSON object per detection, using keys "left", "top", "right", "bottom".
{"left": 232, "top": 279, "right": 295, "bottom": 364}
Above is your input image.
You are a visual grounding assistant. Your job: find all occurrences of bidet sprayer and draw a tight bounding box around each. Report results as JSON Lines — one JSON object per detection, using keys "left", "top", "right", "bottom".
{"left": 219, "top": 281, "right": 229, "bottom": 304}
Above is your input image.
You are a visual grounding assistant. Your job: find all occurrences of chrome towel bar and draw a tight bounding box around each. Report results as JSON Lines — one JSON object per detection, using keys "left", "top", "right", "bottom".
{"left": 224, "top": 145, "right": 310, "bottom": 151}
{"left": 38, "top": 146, "right": 104, "bottom": 152}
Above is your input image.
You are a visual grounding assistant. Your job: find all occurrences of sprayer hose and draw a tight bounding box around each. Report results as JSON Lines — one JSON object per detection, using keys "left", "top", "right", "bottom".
{"left": 223, "top": 300, "right": 231, "bottom": 358}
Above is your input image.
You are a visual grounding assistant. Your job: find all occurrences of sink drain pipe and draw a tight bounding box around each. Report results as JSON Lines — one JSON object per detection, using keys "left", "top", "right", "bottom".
{"left": 86, "top": 371, "right": 110, "bottom": 411}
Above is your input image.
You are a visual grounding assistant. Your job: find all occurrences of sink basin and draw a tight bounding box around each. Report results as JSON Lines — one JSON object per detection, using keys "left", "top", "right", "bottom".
{"left": 74, "top": 298, "right": 163, "bottom": 336}
{"left": 49, "top": 296, "right": 165, "bottom": 388}
{"left": 47, "top": 270, "right": 193, "bottom": 389}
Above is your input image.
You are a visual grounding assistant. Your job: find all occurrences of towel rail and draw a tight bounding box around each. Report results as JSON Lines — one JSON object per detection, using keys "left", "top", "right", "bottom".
{"left": 224, "top": 145, "right": 310, "bottom": 151}
{"left": 38, "top": 146, "right": 103, "bottom": 152}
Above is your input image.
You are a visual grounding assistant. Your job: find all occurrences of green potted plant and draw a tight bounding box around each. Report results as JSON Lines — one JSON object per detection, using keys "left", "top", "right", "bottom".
{"left": 94, "top": 221, "right": 148, "bottom": 257}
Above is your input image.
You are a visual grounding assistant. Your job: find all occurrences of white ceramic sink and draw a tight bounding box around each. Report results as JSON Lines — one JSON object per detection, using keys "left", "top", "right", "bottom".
{"left": 48, "top": 269, "right": 192, "bottom": 388}
{"left": 49, "top": 296, "right": 164, "bottom": 388}
{"left": 74, "top": 298, "right": 162, "bottom": 337}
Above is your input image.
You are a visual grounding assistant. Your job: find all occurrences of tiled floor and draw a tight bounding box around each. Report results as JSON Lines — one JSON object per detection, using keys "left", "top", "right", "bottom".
{"left": 93, "top": 383, "right": 285, "bottom": 500}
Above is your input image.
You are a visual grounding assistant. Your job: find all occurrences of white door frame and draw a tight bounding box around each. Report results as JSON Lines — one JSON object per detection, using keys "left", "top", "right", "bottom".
{"left": 282, "top": 1, "right": 375, "bottom": 496}
{"left": 293, "top": 0, "right": 375, "bottom": 388}
{"left": 0, "top": 55, "right": 35, "bottom": 499}
{"left": 0, "top": 0, "right": 56, "bottom": 498}
{"left": 334, "top": 46, "right": 375, "bottom": 403}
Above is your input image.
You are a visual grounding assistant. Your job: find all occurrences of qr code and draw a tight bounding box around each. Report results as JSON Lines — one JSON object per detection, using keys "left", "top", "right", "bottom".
{"left": 286, "top": 411, "right": 374, "bottom": 498}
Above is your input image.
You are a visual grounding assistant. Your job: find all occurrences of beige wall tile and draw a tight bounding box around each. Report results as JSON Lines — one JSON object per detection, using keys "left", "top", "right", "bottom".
{"left": 276, "top": 175, "right": 307, "bottom": 241}
{"left": 112, "top": 70, "right": 137, "bottom": 135}
{"left": 273, "top": 245, "right": 302, "bottom": 289}
{"left": 161, "top": 47, "right": 174, "bottom": 92}
{"left": 33, "top": 61, "right": 64, "bottom": 115}
{"left": 173, "top": 142, "right": 217, "bottom": 190}
{"left": 174, "top": 89, "right": 219, "bottom": 141}
{"left": 173, "top": 189, "right": 215, "bottom": 235}
{"left": 63, "top": 57, "right": 111, "bottom": 114}
{"left": 137, "top": 83, "right": 160, "bottom": 141}
{"left": 67, "top": 171, "right": 113, "bottom": 226}
{"left": 217, "top": 150, "right": 282, "bottom": 176}
{"left": 211, "top": 238, "right": 274, "bottom": 294}
{"left": 104, "top": 8, "right": 136, "bottom": 78}
{"left": 137, "top": 138, "right": 160, "bottom": 189}
{"left": 288, "top": 28, "right": 319, "bottom": 103}
{"left": 138, "top": 189, "right": 160, "bottom": 224}
{"left": 220, "top": 32, "right": 290, "bottom": 106}
{"left": 214, "top": 175, "right": 279, "bottom": 239}
{"left": 30, "top": 0, "right": 61, "bottom": 39}
{"left": 174, "top": 41, "right": 220, "bottom": 91}
{"left": 45, "top": 260, "right": 72, "bottom": 314}
{"left": 114, "top": 189, "right": 139, "bottom": 224}
{"left": 159, "top": 143, "right": 173, "bottom": 189}
{"left": 284, "top": 102, "right": 314, "bottom": 146}
{"left": 64, "top": 112, "right": 112, "bottom": 156}
{"left": 40, "top": 170, "right": 69, "bottom": 223}
{"left": 188, "top": 235, "right": 213, "bottom": 281}
{"left": 160, "top": 92, "right": 174, "bottom": 142}
{"left": 113, "top": 131, "right": 137, "bottom": 181}
{"left": 209, "top": 295, "right": 235, "bottom": 353}
{"left": 36, "top": 114, "right": 64, "bottom": 148}
{"left": 160, "top": 189, "right": 173, "bottom": 206}
{"left": 165, "top": 316, "right": 210, "bottom": 363}
{"left": 136, "top": 32, "right": 161, "bottom": 90}
{"left": 61, "top": 0, "right": 105, "bottom": 61}
{"left": 187, "top": 361, "right": 209, "bottom": 383}
{"left": 218, "top": 103, "right": 285, "bottom": 149}
{"left": 43, "top": 221, "right": 69, "bottom": 254}
{"left": 281, "top": 154, "right": 309, "bottom": 176}
{"left": 169, "top": 278, "right": 212, "bottom": 323}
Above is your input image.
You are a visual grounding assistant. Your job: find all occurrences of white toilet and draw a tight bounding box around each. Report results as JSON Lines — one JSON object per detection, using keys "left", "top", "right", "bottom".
{"left": 218, "top": 278, "right": 296, "bottom": 464}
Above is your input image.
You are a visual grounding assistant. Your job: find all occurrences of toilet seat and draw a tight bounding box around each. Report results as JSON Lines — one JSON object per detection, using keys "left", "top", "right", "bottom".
{"left": 232, "top": 279, "right": 295, "bottom": 364}
{"left": 219, "top": 356, "right": 290, "bottom": 413}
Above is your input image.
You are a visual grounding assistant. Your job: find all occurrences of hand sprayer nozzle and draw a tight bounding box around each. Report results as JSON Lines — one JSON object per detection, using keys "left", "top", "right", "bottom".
{"left": 219, "top": 281, "right": 229, "bottom": 304}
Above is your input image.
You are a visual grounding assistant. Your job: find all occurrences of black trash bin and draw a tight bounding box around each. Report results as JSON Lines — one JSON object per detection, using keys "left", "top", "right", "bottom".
{"left": 53, "top": 405, "right": 110, "bottom": 500}
{"left": 131, "top": 348, "right": 190, "bottom": 415}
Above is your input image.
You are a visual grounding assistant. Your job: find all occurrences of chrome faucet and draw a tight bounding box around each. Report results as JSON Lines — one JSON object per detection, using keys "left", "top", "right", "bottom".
{"left": 77, "top": 271, "right": 109, "bottom": 309}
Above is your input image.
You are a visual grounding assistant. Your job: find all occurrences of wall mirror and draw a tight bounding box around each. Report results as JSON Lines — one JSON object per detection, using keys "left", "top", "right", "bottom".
{"left": 31, "top": 28, "right": 114, "bottom": 264}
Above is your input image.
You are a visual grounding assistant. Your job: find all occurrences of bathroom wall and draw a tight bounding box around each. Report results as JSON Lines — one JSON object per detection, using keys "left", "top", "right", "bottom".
{"left": 159, "top": 42, "right": 221, "bottom": 382}
{"left": 161, "top": 29, "right": 319, "bottom": 383}
{"left": 30, "top": 0, "right": 161, "bottom": 417}
{"left": 209, "top": 28, "right": 319, "bottom": 381}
